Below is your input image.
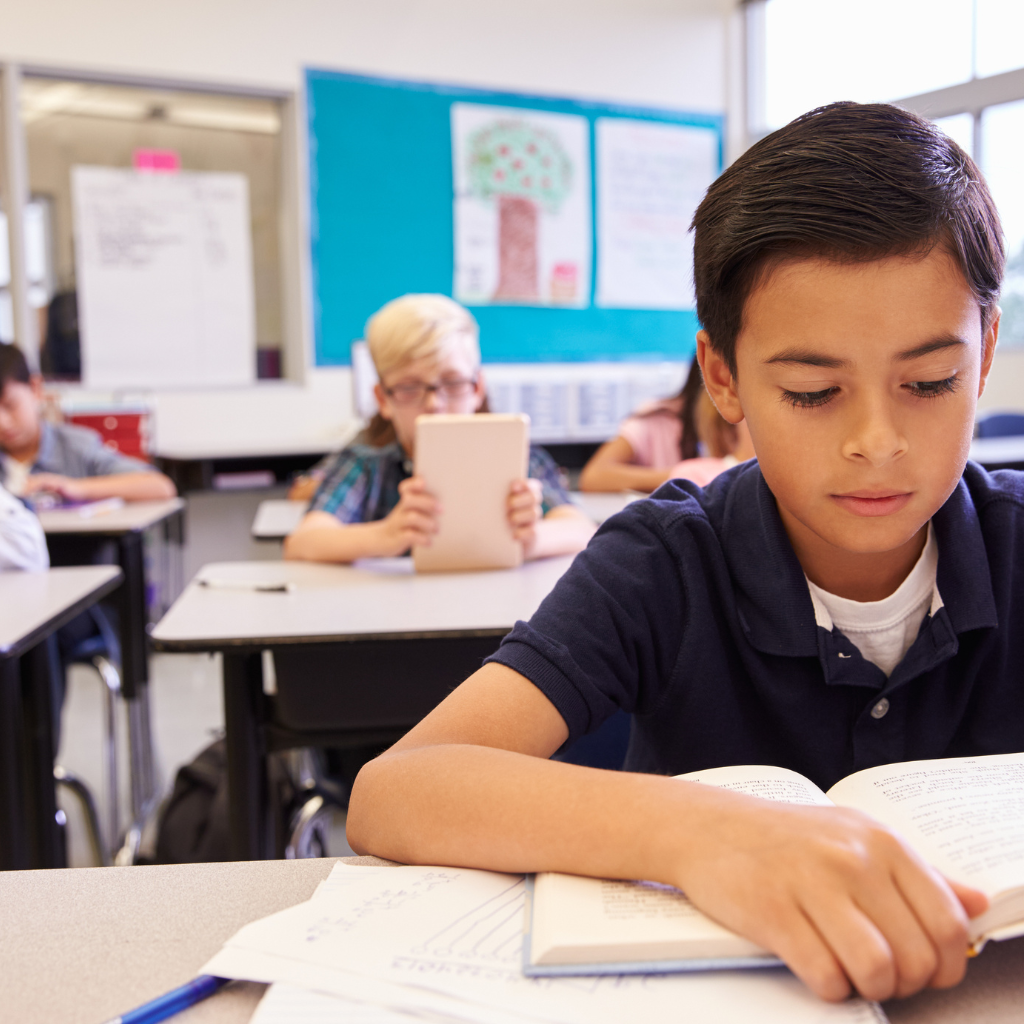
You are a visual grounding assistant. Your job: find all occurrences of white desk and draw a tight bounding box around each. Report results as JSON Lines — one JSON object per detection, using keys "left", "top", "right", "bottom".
{"left": 154, "top": 557, "right": 573, "bottom": 646}
{"left": 0, "top": 565, "right": 123, "bottom": 869}
{"left": 152, "top": 556, "right": 576, "bottom": 859}
{"left": 969, "top": 436, "right": 1024, "bottom": 467}
{"left": 251, "top": 499, "right": 307, "bottom": 540}
{"left": 2, "top": 855, "right": 1021, "bottom": 1024}
{"left": 36, "top": 496, "right": 185, "bottom": 536}
{"left": 250, "top": 492, "right": 639, "bottom": 542}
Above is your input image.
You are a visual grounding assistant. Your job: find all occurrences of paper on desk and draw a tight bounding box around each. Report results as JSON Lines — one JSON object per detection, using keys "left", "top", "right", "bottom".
{"left": 251, "top": 983, "right": 461, "bottom": 1024}
{"left": 206, "top": 864, "right": 886, "bottom": 1024}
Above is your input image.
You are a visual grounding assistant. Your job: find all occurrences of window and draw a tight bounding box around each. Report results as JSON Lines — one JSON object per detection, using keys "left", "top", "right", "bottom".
{"left": 757, "top": 0, "right": 1024, "bottom": 346}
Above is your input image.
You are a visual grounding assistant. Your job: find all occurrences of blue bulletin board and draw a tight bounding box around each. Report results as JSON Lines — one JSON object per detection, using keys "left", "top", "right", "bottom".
{"left": 306, "top": 69, "right": 723, "bottom": 366}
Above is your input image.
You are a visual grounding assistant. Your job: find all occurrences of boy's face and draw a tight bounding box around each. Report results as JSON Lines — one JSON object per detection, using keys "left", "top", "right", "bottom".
{"left": 374, "top": 347, "right": 486, "bottom": 456}
{"left": 699, "top": 250, "right": 997, "bottom": 572}
{"left": 0, "top": 377, "right": 44, "bottom": 457}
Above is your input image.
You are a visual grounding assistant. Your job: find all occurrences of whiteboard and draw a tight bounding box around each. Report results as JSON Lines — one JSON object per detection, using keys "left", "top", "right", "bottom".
{"left": 72, "top": 166, "right": 255, "bottom": 389}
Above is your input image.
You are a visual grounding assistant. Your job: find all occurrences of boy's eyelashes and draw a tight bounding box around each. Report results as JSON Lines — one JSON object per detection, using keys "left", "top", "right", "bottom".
{"left": 779, "top": 374, "right": 962, "bottom": 409}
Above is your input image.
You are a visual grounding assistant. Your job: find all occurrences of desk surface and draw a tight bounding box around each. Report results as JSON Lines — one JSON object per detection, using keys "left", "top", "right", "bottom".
{"left": 1, "top": 856, "right": 1021, "bottom": 1024}
{"left": 969, "top": 437, "right": 1024, "bottom": 466}
{"left": 152, "top": 555, "right": 575, "bottom": 649}
{"left": 38, "top": 496, "right": 185, "bottom": 535}
{"left": 0, "top": 565, "right": 123, "bottom": 658}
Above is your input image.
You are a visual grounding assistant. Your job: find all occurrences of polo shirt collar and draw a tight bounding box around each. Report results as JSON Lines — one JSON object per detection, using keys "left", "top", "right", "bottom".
{"left": 723, "top": 467, "right": 997, "bottom": 659}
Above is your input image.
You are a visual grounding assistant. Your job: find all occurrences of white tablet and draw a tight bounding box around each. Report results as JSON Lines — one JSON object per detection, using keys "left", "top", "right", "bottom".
{"left": 413, "top": 413, "right": 530, "bottom": 573}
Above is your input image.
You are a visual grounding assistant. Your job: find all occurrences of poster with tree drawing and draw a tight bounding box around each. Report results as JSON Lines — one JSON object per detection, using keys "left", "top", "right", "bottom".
{"left": 452, "top": 103, "right": 591, "bottom": 307}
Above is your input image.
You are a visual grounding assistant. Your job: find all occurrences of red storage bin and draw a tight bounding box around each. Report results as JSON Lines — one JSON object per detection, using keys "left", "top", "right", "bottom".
{"left": 66, "top": 411, "right": 151, "bottom": 461}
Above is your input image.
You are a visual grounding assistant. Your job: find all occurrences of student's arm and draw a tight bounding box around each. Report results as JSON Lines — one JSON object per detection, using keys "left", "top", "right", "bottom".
{"left": 507, "top": 480, "right": 595, "bottom": 559}
{"left": 22, "top": 471, "right": 176, "bottom": 501}
{"left": 578, "top": 436, "right": 673, "bottom": 493}
{"left": 347, "top": 663, "right": 987, "bottom": 1004}
{"left": 284, "top": 477, "right": 438, "bottom": 563}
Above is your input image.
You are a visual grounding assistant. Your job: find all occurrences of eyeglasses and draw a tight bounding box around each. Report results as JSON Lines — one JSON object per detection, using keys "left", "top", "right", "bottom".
{"left": 382, "top": 378, "right": 478, "bottom": 407}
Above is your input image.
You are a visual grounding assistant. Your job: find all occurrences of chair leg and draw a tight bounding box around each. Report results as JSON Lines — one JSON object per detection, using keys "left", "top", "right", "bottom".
{"left": 285, "top": 793, "right": 333, "bottom": 859}
{"left": 117, "top": 681, "right": 159, "bottom": 866}
{"left": 90, "top": 655, "right": 121, "bottom": 854}
{"left": 54, "top": 766, "right": 108, "bottom": 866}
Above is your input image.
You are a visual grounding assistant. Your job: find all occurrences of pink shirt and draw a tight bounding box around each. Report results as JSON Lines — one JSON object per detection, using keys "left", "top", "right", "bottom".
{"left": 618, "top": 398, "right": 684, "bottom": 468}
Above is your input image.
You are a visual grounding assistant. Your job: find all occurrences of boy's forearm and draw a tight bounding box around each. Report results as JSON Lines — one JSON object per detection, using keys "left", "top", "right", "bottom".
{"left": 284, "top": 519, "right": 388, "bottom": 562}
{"left": 77, "top": 472, "right": 177, "bottom": 500}
{"left": 348, "top": 743, "right": 706, "bottom": 888}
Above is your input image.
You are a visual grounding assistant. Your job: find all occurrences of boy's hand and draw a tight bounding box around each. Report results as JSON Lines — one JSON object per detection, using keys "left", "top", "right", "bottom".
{"left": 508, "top": 479, "right": 543, "bottom": 553}
{"left": 376, "top": 476, "right": 440, "bottom": 556}
{"left": 22, "top": 473, "right": 88, "bottom": 500}
{"left": 674, "top": 790, "right": 989, "bottom": 1002}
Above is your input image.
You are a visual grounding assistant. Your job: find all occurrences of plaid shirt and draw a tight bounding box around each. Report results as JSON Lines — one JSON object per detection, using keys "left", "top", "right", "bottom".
{"left": 309, "top": 441, "right": 571, "bottom": 524}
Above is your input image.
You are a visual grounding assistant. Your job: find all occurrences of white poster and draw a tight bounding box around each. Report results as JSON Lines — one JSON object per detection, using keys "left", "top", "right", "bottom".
{"left": 595, "top": 118, "right": 718, "bottom": 311}
{"left": 72, "top": 166, "right": 255, "bottom": 389}
{"left": 452, "top": 103, "right": 591, "bottom": 308}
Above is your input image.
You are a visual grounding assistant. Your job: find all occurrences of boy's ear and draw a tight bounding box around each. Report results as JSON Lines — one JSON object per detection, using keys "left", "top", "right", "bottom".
{"left": 977, "top": 309, "right": 1000, "bottom": 398}
{"left": 696, "top": 331, "right": 744, "bottom": 425}
{"left": 29, "top": 374, "right": 46, "bottom": 401}
{"left": 373, "top": 382, "right": 394, "bottom": 422}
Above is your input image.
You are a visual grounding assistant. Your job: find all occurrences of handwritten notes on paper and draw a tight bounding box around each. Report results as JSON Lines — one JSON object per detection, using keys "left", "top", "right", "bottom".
{"left": 595, "top": 118, "right": 718, "bottom": 311}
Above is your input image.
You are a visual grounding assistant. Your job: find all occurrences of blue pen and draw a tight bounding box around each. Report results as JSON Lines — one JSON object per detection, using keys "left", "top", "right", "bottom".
{"left": 102, "top": 975, "right": 230, "bottom": 1024}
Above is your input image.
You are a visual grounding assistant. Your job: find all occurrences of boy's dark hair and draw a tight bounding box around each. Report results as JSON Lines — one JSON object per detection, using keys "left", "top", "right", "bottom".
{"left": 693, "top": 102, "right": 1005, "bottom": 373}
{"left": 0, "top": 343, "right": 31, "bottom": 392}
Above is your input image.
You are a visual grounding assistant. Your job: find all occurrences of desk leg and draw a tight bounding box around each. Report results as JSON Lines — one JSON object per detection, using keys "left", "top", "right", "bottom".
{"left": 21, "top": 640, "right": 64, "bottom": 868}
{"left": 116, "top": 531, "right": 148, "bottom": 701}
{"left": 223, "top": 651, "right": 268, "bottom": 860}
{"left": 0, "top": 657, "right": 30, "bottom": 869}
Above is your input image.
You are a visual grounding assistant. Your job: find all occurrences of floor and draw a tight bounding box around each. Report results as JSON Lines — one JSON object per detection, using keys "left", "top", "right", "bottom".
{"left": 56, "top": 486, "right": 356, "bottom": 868}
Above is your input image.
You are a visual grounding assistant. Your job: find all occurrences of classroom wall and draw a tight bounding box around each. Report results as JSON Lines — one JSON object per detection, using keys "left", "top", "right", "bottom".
{"left": 1, "top": 0, "right": 737, "bottom": 446}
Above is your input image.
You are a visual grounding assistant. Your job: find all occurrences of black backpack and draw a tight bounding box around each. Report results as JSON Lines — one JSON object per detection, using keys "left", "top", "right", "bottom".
{"left": 153, "top": 739, "right": 299, "bottom": 862}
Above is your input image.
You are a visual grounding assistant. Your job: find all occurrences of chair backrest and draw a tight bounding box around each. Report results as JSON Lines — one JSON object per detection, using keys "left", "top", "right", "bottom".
{"left": 976, "top": 412, "right": 1024, "bottom": 438}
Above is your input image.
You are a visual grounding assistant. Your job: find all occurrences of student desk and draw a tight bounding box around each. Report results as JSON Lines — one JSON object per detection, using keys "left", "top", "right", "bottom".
{"left": 39, "top": 497, "right": 186, "bottom": 861}
{"left": 0, "top": 565, "right": 123, "bottom": 869}
{"left": 969, "top": 437, "right": 1024, "bottom": 469}
{"left": 151, "top": 555, "right": 575, "bottom": 860}
{"left": 2, "top": 855, "right": 1021, "bottom": 1024}
{"left": 249, "top": 492, "right": 638, "bottom": 541}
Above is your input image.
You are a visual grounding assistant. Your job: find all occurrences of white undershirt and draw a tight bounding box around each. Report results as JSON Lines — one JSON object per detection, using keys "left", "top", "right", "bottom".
{"left": 805, "top": 525, "right": 943, "bottom": 676}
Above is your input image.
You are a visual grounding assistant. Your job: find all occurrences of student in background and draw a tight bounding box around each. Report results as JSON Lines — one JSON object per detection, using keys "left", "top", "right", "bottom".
{"left": 0, "top": 481, "right": 48, "bottom": 571}
{"left": 285, "top": 295, "right": 595, "bottom": 563}
{"left": 579, "top": 362, "right": 755, "bottom": 492}
{"left": 0, "top": 343, "right": 176, "bottom": 501}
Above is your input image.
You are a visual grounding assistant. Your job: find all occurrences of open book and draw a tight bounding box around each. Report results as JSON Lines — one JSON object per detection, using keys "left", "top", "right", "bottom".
{"left": 524, "top": 752, "right": 1024, "bottom": 976}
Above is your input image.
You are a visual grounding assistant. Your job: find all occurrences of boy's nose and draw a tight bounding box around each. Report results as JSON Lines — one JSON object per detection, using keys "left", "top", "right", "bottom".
{"left": 422, "top": 387, "right": 445, "bottom": 413}
{"left": 841, "top": 402, "right": 908, "bottom": 467}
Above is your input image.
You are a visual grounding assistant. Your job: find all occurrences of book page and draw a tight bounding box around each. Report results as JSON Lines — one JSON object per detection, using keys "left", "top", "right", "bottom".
{"left": 531, "top": 871, "right": 770, "bottom": 965}
{"left": 677, "top": 764, "right": 834, "bottom": 806}
{"left": 827, "top": 753, "right": 1024, "bottom": 894}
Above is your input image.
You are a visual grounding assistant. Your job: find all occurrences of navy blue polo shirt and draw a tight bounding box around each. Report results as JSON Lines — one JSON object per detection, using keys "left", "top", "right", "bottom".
{"left": 487, "top": 460, "right": 1024, "bottom": 791}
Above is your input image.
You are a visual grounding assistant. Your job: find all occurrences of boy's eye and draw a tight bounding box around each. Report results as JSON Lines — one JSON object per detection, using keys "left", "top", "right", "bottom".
{"left": 780, "top": 387, "right": 838, "bottom": 408}
{"left": 905, "top": 375, "right": 961, "bottom": 398}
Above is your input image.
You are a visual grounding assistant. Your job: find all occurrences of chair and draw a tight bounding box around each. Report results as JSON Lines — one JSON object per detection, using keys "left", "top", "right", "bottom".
{"left": 975, "top": 412, "right": 1024, "bottom": 438}
{"left": 263, "top": 635, "right": 504, "bottom": 859}
{"left": 53, "top": 607, "right": 122, "bottom": 865}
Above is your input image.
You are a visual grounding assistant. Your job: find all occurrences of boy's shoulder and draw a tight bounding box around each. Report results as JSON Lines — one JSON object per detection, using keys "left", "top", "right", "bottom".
{"left": 962, "top": 460, "right": 1024, "bottom": 513}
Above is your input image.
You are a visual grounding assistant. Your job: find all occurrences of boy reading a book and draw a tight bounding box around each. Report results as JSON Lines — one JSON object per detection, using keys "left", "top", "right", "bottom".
{"left": 284, "top": 293, "right": 594, "bottom": 563}
{"left": 347, "top": 103, "right": 1022, "bottom": 1003}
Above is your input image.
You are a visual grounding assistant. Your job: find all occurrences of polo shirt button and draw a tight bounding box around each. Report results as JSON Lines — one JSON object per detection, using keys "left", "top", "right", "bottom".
{"left": 871, "top": 698, "right": 890, "bottom": 720}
